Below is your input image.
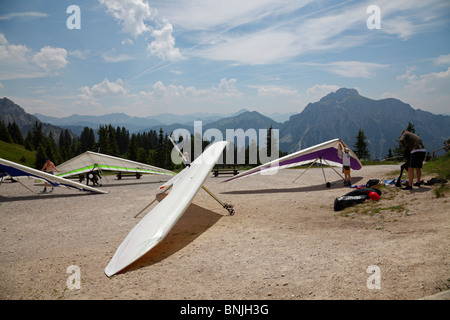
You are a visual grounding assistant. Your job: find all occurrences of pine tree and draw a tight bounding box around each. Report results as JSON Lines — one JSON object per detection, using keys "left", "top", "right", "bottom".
{"left": 107, "top": 124, "right": 119, "bottom": 155}
{"left": 46, "top": 133, "right": 62, "bottom": 164}
{"left": 116, "top": 126, "right": 129, "bottom": 155}
{"left": 7, "top": 122, "right": 23, "bottom": 145}
{"left": 155, "top": 128, "right": 165, "bottom": 168}
{"left": 35, "top": 143, "right": 47, "bottom": 169}
{"left": 80, "top": 127, "right": 95, "bottom": 152}
{"left": 31, "top": 121, "right": 45, "bottom": 150}
{"left": 128, "top": 134, "right": 139, "bottom": 161}
{"left": 24, "top": 131, "right": 33, "bottom": 150}
{"left": 353, "top": 129, "right": 370, "bottom": 160}
{"left": 96, "top": 125, "right": 111, "bottom": 155}
{"left": 0, "top": 118, "right": 12, "bottom": 143}
{"left": 59, "top": 129, "right": 73, "bottom": 161}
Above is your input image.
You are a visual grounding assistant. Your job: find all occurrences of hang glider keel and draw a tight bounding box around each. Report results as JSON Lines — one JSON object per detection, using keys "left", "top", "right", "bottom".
{"left": 105, "top": 141, "right": 231, "bottom": 277}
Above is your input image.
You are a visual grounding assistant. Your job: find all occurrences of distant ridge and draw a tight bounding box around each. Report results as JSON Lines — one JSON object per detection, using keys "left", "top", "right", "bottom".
{"left": 0, "top": 97, "right": 67, "bottom": 139}
{"left": 279, "top": 88, "right": 450, "bottom": 158}
{"left": 3, "top": 89, "right": 449, "bottom": 159}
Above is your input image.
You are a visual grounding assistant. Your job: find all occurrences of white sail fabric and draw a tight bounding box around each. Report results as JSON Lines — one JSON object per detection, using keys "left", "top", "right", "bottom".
{"left": 104, "top": 141, "right": 228, "bottom": 277}
{"left": 56, "top": 151, "right": 175, "bottom": 178}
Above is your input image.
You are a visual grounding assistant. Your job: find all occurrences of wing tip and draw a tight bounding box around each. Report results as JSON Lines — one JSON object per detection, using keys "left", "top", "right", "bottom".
{"left": 104, "top": 266, "right": 116, "bottom": 277}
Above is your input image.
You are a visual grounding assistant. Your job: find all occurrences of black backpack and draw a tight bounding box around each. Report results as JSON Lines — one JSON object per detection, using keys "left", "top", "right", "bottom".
{"left": 334, "top": 188, "right": 382, "bottom": 211}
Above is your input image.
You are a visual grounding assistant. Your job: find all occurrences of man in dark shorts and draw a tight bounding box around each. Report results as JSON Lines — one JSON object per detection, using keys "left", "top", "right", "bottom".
{"left": 41, "top": 158, "right": 59, "bottom": 193}
{"left": 399, "top": 130, "right": 426, "bottom": 190}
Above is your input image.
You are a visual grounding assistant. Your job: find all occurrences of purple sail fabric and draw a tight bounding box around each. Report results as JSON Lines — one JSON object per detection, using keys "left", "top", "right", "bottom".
{"left": 224, "top": 138, "right": 362, "bottom": 182}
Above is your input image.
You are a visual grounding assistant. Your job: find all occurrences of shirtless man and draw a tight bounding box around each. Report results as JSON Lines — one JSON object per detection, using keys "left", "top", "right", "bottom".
{"left": 41, "top": 158, "right": 59, "bottom": 193}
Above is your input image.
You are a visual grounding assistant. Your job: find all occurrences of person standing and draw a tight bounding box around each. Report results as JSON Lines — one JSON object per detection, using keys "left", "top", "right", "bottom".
{"left": 41, "top": 158, "right": 59, "bottom": 193}
{"left": 399, "top": 130, "right": 426, "bottom": 190}
{"left": 342, "top": 147, "right": 352, "bottom": 186}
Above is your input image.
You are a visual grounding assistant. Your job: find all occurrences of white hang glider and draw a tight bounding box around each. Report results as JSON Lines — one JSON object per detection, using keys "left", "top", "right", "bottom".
{"left": 56, "top": 151, "right": 175, "bottom": 183}
{"left": 105, "top": 140, "right": 232, "bottom": 277}
{"left": 224, "top": 138, "right": 362, "bottom": 187}
{"left": 0, "top": 158, "right": 107, "bottom": 194}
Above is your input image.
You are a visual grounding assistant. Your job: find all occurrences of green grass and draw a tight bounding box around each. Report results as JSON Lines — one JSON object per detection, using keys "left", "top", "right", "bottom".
{"left": 422, "top": 151, "right": 450, "bottom": 180}
{"left": 0, "top": 140, "right": 36, "bottom": 167}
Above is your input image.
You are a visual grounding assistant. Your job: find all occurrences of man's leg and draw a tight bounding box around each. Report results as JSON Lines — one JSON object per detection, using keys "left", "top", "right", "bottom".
{"left": 405, "top": 167, "right": 414, "bottom": 189}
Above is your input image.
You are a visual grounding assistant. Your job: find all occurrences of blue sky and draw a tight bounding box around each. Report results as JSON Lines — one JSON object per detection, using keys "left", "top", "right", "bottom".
{"left": 0, "top": 0, "right": 449, "bottom": 118}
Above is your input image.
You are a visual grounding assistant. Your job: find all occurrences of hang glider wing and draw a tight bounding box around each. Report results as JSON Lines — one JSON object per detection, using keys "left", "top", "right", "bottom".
{"left": 224, "top": 138, "right": 362, "bottom": 183}
{"left": 56, "top": 151, "right": 175, "bottom": 178}
{"left": 0, "top": 158, "right": 108, "bottom": 194}
{"left": 104, "top": 141, "right": 228, "bottom": 277}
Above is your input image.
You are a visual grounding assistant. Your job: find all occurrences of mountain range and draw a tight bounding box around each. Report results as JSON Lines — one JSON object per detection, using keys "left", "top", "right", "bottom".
{"left": 2, "top": 88, "right": 449, "bottom": 159}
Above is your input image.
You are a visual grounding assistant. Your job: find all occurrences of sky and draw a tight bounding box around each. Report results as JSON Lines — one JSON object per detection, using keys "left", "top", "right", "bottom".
{"left": 0, "top": 0, "right": 449, "bottom": 118}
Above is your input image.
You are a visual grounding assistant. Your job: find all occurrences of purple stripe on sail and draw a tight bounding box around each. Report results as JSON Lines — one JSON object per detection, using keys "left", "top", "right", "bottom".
{"left": 350, "top": 157, "right": 362, "bottom": 170}
{"left": 278, "top": 147, "right": 361, "bottom": 170}
{"left": 277, "top": 147, "right": 336, "bottom": 167}
{"left": 224, "top": 144, "right": 361, "bottom": 182}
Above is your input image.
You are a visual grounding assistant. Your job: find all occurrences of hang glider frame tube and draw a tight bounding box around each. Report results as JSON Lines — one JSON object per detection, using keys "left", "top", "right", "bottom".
{"left": 292, "top": 156, "right": 345, "bottom": 187}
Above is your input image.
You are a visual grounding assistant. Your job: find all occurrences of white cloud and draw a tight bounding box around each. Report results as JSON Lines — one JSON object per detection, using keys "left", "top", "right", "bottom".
{"left": 392, "top": 66, "right": 450, "bottom": 114}
{"left": 68, "top": 49, "right": 89, "bottom": 60}
{"left": 433, "top": 54, "right": 450, "bottom": 66}
{"left": 155, "top": 0, "right": 312, "bottom": 31}
{"left": 196, "top": 30, "right": 299, "bottom": 65}
{"left": 121, "top": 38, "right": 133, "bottom": 46}
{"left": 325, "top": 61, "right": 388, "bottom": 78}
{"left": 141, "top": 78, "right": 241, "bottom": 100}
{"left": 0, "top": 11, "right": 49, "bottom": 21}
{"left": 101, "top": 49, "right": 135, "bottom": 63}
{"left": 214, "top": 78, "right": 242, "bottom": 98}
{"left": 379, "top": 0, "right": 449, "bottom": 39}
{"left": 0, "top": 33, "right": 67, "bottom": 80}
{"left": 258, "top": 86, "right": 298, "bottom": 97}
{"left": 98, "top": 0, "right": 184, "bottom": 63}
{"left": 172, "top": 0, "right": 448, "bottom": 66}
{"left": 306, "top": 84, "right": 340, "bottom": 100}
{"left": 382, "top": 16, "right": 416, "bottom": 40}
{"left": 300, "top": 61, "right": 388, "bottom": 78}
{"left": 98, "top": 0, "right": 154, "bottom": 37}
{"left": 78, "top": 78, "right": 128, "bottom": 105}
{"left": 32, "top": 47, "right": 68, "bottom": 72}
{"left": 147, "top": 23, "right": 184, "bottom": 61}
{"left": 134, "top": 78, "right": 243, "bottom": 114}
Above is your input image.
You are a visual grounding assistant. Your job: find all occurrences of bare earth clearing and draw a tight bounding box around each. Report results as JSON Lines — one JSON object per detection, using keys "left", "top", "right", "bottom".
{"left": 0, "top": 164, "right": 448, "bottom": 300}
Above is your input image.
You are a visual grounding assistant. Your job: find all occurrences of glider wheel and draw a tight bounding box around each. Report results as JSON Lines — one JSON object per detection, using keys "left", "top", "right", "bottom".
{"left": 224, "top": 204, "right": 235, "bottom": 216}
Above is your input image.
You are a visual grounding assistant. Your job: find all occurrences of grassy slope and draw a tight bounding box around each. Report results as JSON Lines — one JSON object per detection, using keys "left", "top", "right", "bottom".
{"left": 422, "top": 151, "right": 450, "bottom": 180}
{"left": 0, "top": 140, "right": 36, "bottom": 168}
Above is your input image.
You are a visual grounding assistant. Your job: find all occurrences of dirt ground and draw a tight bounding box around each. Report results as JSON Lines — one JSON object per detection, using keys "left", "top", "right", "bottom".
{"left": 0, "top": 164, "right": 449, "bottom": 300}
